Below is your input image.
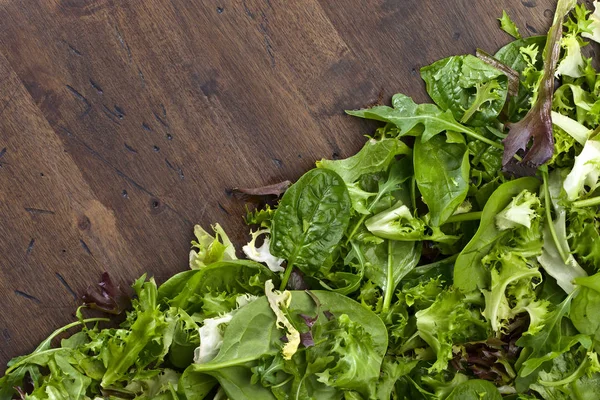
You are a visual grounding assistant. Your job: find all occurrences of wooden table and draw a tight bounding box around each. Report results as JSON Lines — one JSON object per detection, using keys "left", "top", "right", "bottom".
{"left": 0, "top": 0, "right": 553, "bottom": 368}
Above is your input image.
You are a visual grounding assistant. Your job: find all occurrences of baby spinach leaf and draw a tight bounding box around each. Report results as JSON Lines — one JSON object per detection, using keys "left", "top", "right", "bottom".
{"left": 420, "top": 55, "right": 508, "bottom": 126}
{"left": 446, "top": 379, "right": 502, "bottom": 400}
{"left": 270, "top": 169, "right": 351, "bottom": 283}
{"left": 495, "top": 36, "right": 546, "bottom": 75}
{"left": 179, "top": 368, "right": 218, "bottom": 400}
{"left": 571, "top": 273, "right": 600, "bottom": 342}
{"left": 414, "top": 134, "right": 470, "bottom": 226}
{"left": 454, "top": 177, "right": 540, "bottom": 292}
{"left": 317, "top": 138, "right": 410, "bottom": 184}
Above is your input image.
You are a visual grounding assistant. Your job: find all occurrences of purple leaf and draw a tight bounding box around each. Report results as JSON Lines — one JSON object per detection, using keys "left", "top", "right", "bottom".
{"left": 287, "top": 268, "right": 310, "bottom": 290}
{"left": 300, "top": 332, "right": 315, "bottom": 348}
{"left": 502, "top": 0, "right": 576, "bottom": 174}
{"left": 82, "top": 272, "right": 129, "bottom": 315}
{"left": 300, "top": 313, "right": 318, "bottom": 328}
{"left": 323, "top": 310, "right": 334, "bottom": 321}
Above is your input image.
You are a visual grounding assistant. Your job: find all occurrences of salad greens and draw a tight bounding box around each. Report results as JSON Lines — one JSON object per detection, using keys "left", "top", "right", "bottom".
{"left": 3, "top": 1, "right": 600, "bottom": 399}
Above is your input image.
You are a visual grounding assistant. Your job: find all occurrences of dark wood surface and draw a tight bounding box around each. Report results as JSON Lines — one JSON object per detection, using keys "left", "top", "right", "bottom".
{"left": 0, "top": 0, "right": 554, "bottom": 367}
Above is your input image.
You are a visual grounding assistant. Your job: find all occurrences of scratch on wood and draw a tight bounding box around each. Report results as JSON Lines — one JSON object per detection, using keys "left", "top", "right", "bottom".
{"left": 138, "top": 67, "right": 146, "bottom": 88}
{"left": 59, "top": 130, "right": 193, "bottom": 226}
{"left": 0, "top": 88, "right": 17, "bottom": 119}
{"left": 124, "top": 143, "right": 138, "bottom": 153}
{"left": 101, "top": 105, "right": 121, "bottom": 125}
{"left": 55, "top": 273, "right": 78, "bottom": 301}
{"left": 79, "top": 239, "right": 92, "bottom": 255}
{"left": 114, "top": 25, "right": 132, "bottom": 62}
{"left": 242, "top": 0, "right": 255, "bottom": 18}
{"left": 165, "top": 158, "right": 184, "bottom": 180}
{"left": 25, "top": 207, "right": 55, "bottom": 215}
{"left": 61, "top": 40, "right": 83, "bottom": 57}
{"left": 0, "top": 148, "right": 6, "bottom": 158}
{"left": 142, "top": 122, "right": 152, "bottom": 132}
{"left": 160, "top": 104, "right": 167, "bottom": 118}
{"left": 66, "top": 85, "right": 92, "bottom": 116}
{"left": 90, "top": 79, "right": 103, "bottom": 94}
{"left": 258, "top": 20, "right": 275, "bottom": 67}
{"left": 59, "top": 126, "right": 74, "bottom": 137}
{"left": 153, "top": 111, "right": 169, "bottom": 127}
{"left": 14, "top": 290, "right": 41, "bottom": 304}
{"left": 218, "top": 202, "right": 230, "bottom": 215}
{"left": 114, "top": 105, "right": 126, "bottom": 118}
{"left": 26, "top": 238, "right": 35, "bottom": 256}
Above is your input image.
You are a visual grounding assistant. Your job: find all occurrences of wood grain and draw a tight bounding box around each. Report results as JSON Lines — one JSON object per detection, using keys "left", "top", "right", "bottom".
{"left": 0, "top": 0, "right": 554, "bottom": 367}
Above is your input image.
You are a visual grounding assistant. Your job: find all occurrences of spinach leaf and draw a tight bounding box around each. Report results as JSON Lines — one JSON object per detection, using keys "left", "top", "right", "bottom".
{"left": 571, "top": 273, "right": 600, "bottom": 342}
{"left": 179, "top": 369, "right": 218, "bottom": 400}
{"left": 317, "top": 138, "right": 410, "bottom": 184}
{"left": 414, "top": 134, "right": 470, "bottom": 226}
{"left": 454, "top": 177, "right": 540, "bottom": 292}
{"left": 446, "top": 379, "right": 502, "bottom": 400}
{"left": 420, "top": 55, "right": 508, "bottom": 126}
{"left": 270, "top": 169, "right": 351, "bottom": 287}
{"left": 494, "top": 36, "right": 546, "bottom": 74}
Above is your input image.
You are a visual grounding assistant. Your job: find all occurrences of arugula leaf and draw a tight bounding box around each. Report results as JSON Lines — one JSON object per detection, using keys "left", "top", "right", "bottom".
{"left": 454, "top": 177, "right": 540, "bottom": 292}
{"left": 414, "top": 134, "right": 470, "bottom": 226}
{"left": 270, "top": 168, "right": 351, "bottom": 289}
{"left": 499, "top": 11, "right": 522, "bottom": 39}
{"left": 347, "top": 93, "right": 504, "bottom": 150}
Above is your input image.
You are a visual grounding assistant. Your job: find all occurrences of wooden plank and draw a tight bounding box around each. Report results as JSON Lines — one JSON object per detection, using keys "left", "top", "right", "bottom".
{"left": 0, "top": 0, "right": 553, "bottom": 367}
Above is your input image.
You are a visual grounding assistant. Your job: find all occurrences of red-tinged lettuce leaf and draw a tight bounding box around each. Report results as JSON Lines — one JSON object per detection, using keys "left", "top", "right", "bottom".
{"left": 82, "top": 272, "right": 130, "bottom": 315}
{"left": 502, "top": 0, "right": 577, "bottom": 174}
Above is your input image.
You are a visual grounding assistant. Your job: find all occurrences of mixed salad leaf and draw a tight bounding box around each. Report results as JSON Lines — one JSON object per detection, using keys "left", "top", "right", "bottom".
{"left": 3, "top": 1, "right": 600, "bottom": 399}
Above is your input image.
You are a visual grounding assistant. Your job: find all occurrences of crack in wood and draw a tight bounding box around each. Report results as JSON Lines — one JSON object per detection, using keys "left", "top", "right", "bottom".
{"left": 142, "top": 122, "right": 152, "bottom": 132}
{"left": 138, "top": 67, "right": 145, "bottom": 88}
{"left": 55, "top": 273, "right": 78, "bottom": 301}
{"left": 14, "top": 290, "right": 41, "bottom": 304}
{"left": 66, "top": 85, "right": 92, "bottom": 116}
{"left": 217, "top": 202, "right": 230, "bottom": 215}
